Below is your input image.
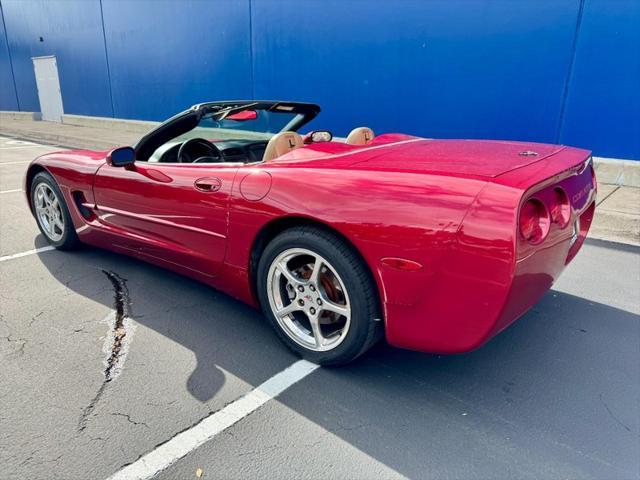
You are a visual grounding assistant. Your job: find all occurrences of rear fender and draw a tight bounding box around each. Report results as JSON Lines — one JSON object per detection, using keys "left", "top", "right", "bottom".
{"left": 383, "top": 181, "right": 521, "bottom": 352}
{"left": 224, "top": 166, "right": 487, "bottom": 321}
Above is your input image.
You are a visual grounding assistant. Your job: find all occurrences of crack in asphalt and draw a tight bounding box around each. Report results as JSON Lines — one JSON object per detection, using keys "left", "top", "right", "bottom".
{"left": 28, "top": 310, "right": 44, "bottom": 327}
{"left": 110, "top": 396, "right": 245, "bottom": 472}
{"left": 101, "top": 270, "right": 132, "bottom": 382}
{"left": 110, "top": 412, "right": 149, "bottom": 428}
{"left": 1, "top": 314, "right": 27, "bottom": 357}
{"left": 78, "top": 271, "right": 134, "bottom": 432}
{"left": 599, "top": 393, "right": 632, "bottom": 433}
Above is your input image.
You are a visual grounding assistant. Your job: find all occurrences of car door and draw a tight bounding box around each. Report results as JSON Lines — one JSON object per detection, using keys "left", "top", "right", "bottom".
{"left": 93, "top": 160, "right": 238, "bottom": 277}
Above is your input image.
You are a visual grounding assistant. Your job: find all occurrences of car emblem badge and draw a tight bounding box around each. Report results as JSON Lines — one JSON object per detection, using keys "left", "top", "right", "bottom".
{"left": 519, "top": 150, "right": 539, "bottom": 157}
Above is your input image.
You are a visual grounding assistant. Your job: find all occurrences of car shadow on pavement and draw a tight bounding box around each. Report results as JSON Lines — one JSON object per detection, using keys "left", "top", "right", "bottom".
{"left": 36, "top": 241, "right": 298, "bottom": 404}
{"left": 36, "top": 240, "right": 639, "bottom": 478}
{"left": 279, "top": 285, "right": 639, "bottom": 478}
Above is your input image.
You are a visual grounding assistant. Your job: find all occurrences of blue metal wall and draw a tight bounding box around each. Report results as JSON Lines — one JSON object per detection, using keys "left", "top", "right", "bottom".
{"left": 0, "top": 4, "right": 18, "bottom": 111}
{"left": 559, "top": 0, "right": 640, "bottom": 161}
{"left": 1, "top": 0, "right": 638, "bottom": 160}
{"left": 1, "top": 0, "right": 112, "bottom": 116}
{"left": 100, "top": 0, "right": 252, "bottom": 119}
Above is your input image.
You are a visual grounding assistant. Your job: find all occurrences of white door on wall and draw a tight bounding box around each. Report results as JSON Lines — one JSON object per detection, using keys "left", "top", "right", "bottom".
{"left": 32, "top": 55, "right": 64, "bottom": 122}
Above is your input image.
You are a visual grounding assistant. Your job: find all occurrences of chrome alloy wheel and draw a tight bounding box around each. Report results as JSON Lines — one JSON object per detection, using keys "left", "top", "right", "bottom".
{"left": 34, "top": 183, "right": 65, "bottom": 242}
{"left": 266, "top": 248, "right": 351, "bottom": 352}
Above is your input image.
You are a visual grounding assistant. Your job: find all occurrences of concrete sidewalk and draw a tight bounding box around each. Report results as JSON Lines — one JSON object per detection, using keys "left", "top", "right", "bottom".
{"left": 0, "top": 112, "right": 153, "bottom": 151}
{"left": 1, "top": 113, "right": 638, "bottom": 246}
{"left": 591, "top": 184, "right": 640, "bottom": 245}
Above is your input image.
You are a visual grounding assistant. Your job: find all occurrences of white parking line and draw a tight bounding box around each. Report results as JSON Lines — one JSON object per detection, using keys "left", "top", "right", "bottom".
{"left": 4, "top": 139, "right": 36, "bottom": 146}
{"left": 0, "top": 160, "right": 31, "bottom": 165}
{"left": 0, "top": 145, "right": 41, "bottom": 150}
{"left": 107, "top": 359, "right": 319, "bottom": 480}
{"left": 0, "top": 189, "right": 23, "bottom": 194}
{"left": 0, "top": 246, "right": 55, "bottom": 262}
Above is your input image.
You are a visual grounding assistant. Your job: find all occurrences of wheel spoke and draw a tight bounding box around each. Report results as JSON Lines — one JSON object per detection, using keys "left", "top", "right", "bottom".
{"left": 44, "top": 189, "right": 54, "bottom": 207}
{"left": 276, "top": 261, "right": 301, "bottom": 286}
{"left": 53, "top": 215, "right": 64, "bottom": 231}
{"left": 275, "top": 302, "right": 301, "bottom": 318}
{"left": 309, "top": 256, "right": 323, "bottom": 285}
{"left": 321, "top": 299, "right": 349, "bottom": 318}
{"left": 308, "top": 316, "right": 324, "bottom": 348}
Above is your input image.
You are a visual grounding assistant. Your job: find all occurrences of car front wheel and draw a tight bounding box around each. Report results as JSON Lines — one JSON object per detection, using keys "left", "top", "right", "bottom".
{"left": 31, "top": 171, "right": 80, "bottom": 250}
{"left": 257, "top": 226, "right": 382, "bottom": 365}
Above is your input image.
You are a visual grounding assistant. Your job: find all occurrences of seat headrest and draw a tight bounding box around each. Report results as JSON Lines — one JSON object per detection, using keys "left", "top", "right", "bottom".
{"left": 263, "top": 131, "right": 304, "bottom": 162}
{"left": 346, "top": 127, "right": 375, "bottom": 145}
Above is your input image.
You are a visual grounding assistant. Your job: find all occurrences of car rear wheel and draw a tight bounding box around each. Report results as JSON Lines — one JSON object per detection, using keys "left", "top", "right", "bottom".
{"left": 31, "top": 171, "right": 80, "bottom": 250}
{"left": 257, "top": 226, "right": 382, "bottom": 365}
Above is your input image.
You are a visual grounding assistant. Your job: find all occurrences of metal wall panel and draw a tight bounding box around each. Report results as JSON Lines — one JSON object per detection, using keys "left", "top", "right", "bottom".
{"left": 0, "top": 4, "right": 19, "bottom": 111}
{"left": 1, "top": 0, "right": 112, "bottom": 117}
{"left": 560, "top": 0, "right": 640, "bottom": 159}
{"left": 0, "top": 0, "right": 638, "bottom": 159}
{"left": 251, "top": 0, "right": 581, "bottom": 142}
{"left": 100, "top": 0, "right": 252, "bottom": 120}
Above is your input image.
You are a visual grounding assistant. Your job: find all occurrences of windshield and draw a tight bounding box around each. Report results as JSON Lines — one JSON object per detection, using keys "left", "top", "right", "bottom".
{"left": 134, "top": 101, "right": 320, "bottom": 162}
{"left": 173, "top": 109, "right": 303, "bottom": 143}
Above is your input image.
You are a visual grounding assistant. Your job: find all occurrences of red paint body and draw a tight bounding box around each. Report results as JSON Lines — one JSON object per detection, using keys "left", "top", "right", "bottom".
{"left": 26, "top": 134, "right": 596, "bottom": 353}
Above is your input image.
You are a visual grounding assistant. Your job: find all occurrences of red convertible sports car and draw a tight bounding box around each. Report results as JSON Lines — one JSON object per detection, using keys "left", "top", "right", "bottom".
{"left": 26, "top": 100, "right": 596, "bottom": 364}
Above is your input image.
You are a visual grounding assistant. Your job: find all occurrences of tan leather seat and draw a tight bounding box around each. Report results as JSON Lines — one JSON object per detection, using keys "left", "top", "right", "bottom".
{"left": 262, "top": 131, "right": 304, "bottom": 162}
{"left": 346, "top": 127, "right": 375, "bottom": 145}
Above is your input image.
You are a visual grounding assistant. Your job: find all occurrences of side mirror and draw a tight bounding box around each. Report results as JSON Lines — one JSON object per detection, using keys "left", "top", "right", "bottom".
{"left": 303, "top": 130, "right": 333, "bottom": 144}
{"left": 107, "top": 146, "right": 135, "bottom": 167}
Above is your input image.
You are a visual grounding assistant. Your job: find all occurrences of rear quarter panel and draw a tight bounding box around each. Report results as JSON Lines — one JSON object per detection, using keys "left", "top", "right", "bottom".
{"left": 223, "top": 165, "right": 489, "bottom": 322}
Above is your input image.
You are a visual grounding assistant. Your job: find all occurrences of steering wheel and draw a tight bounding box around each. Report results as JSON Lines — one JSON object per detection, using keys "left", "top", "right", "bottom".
{"left": 177, "top": 138, "right": 222, "bottom": 163}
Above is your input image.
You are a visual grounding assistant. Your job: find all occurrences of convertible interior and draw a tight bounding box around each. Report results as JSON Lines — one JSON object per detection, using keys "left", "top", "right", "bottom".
{"left": 135, "top": 101, "right": 375, "bottom": 165}
{"left": 151, "top": 138, "right": 270, "bottom": 164}
{"left": 149, "top": 125, "right": 376, "bottom": 164}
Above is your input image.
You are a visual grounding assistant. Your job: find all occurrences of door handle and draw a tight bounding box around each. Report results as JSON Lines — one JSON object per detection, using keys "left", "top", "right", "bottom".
{"left": 194, "top": 177, "right": 222, "bottom": 192}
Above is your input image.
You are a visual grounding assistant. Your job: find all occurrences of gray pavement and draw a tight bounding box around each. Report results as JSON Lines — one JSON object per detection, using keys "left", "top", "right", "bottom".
{"left": 1, "top": 136, "right": 639, "bottom": 480}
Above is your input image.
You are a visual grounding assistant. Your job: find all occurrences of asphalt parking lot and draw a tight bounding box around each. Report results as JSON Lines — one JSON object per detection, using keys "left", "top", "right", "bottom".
{"left": 1, "top": 135, "right": 639, "bottom": 480}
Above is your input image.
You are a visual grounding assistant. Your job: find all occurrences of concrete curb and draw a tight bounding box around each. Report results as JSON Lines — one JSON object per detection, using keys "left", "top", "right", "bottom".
{"left": 589, "top": 209, "right": 640, "bottom": 247}
{"left": 0, "top": 111, "right": 40, "bottom": 121}
{"left": 593, "top": 156, "right": 640, "bottom": 188}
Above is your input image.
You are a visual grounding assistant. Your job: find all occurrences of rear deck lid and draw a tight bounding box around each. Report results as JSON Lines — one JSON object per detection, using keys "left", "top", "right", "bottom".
{"left": 348, "top": 139, "right": 565, "bottom": 178}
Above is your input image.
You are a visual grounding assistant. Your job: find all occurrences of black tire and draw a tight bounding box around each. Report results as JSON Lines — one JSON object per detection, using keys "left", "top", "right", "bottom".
{"left": 257, "top": 226, "right": 383, "bottom": 365}
{"left": 30, "top": 171, "right": 81, "bottom": 250}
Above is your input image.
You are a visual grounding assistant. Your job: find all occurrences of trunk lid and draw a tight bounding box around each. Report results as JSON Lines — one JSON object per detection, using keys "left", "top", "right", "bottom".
{"left": 348, "top": 139, "right": 565, "bottom": 178}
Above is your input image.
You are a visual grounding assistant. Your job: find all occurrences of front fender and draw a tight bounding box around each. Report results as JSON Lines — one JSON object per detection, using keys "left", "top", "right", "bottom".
{"left": 24, "top": 150, "right": 107, "bottom": 229}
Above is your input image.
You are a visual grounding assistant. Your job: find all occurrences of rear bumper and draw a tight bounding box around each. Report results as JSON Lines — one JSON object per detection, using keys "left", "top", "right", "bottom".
{"left": 492, "top": 199, "right": 595, "bottom": 337}
{"left": 382, "top": 196, "right": 595, "bottom": 355}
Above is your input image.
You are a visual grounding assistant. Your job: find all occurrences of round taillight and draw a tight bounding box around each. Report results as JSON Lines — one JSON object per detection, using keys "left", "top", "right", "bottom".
{"left": 519, "top": 198, "right": 550, "bottom": 244}
{"left": 550, "top": 187, "right": 571, "bottom": 228}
